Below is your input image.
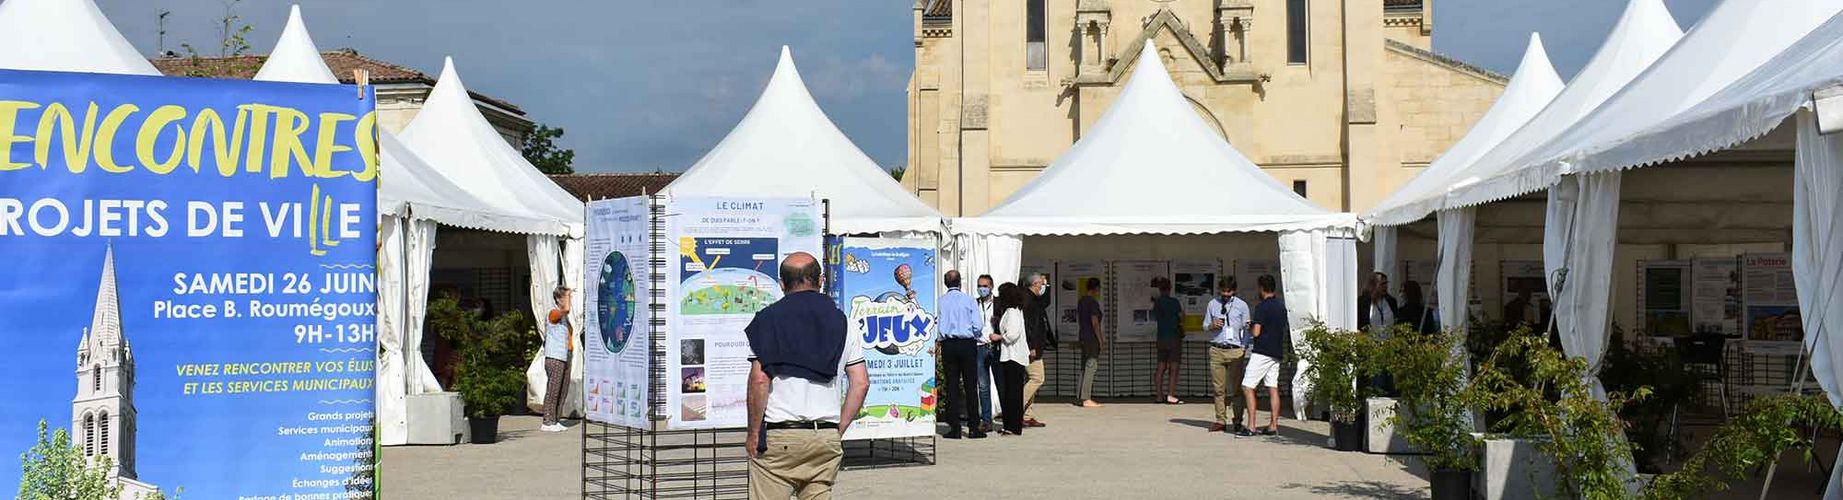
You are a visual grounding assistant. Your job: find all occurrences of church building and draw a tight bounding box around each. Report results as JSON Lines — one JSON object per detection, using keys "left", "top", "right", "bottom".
{"left": 73, "top": 246, "right": 159, "bottom": 500}
{"left": 904, "top": 0, "right": 1509, "bottom": 214}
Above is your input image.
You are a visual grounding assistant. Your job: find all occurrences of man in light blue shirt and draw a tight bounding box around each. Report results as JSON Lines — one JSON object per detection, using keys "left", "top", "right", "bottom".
{"left": 935, "top": 270, "right": 987, "bottom": 439}
{"left": 1202, "top": 277, "right": 1250, "bottom": 434}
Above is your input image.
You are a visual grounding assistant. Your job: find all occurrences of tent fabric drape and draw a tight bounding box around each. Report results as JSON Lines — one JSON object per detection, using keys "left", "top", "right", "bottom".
{"left": 1793, "top": 111, "right": 1843, "bottom": 497}
{"left": 1545, "top": 172, "right": 1623, "bottom": 401}
{"left": 1373, "top": 226, "right": 1398, "bottom": 295}
{"left": 525, "top": 234, "right": 562, "bottom": 412}
{"left": 1436, "top": 208, "right": 1476, "bottom": 338}
{"left": 376, "top": 217, "right": 409, "bottom": 446}
{"left": 1279, "top": 229, "right": 1328, "bottom": 418}
{"left": 405, "top": 219, "right": 442, "bottom": 394}
{"left": 950, "top": 233, "right": 1022, "bottom": 287}
{"left": 561, "top": 237, "right": 588, "bottom": 418}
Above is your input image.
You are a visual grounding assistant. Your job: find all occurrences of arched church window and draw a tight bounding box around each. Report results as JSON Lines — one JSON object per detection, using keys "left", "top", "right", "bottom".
{"left": 99, "top": 411, "right": 109, "bottom": 456}
{"left": 83, "top": 413, "right": 95, "bottom": 457}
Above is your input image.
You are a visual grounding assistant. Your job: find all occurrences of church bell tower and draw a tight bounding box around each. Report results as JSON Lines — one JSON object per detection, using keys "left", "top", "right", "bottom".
{"left": 73, "top": 245, "right": 138, "bottom": 480}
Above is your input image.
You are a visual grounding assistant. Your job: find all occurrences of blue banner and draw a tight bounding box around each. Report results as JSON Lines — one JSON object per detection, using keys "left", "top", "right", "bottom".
{"left": 0, "top": 69, "right": 378, "bottom": 498}
{"left": 833, "top": 238, "right": 937, "bottom": 440}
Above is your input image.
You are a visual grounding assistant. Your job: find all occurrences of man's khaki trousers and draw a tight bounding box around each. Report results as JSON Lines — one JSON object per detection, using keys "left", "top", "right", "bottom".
{"left": 1021, "top": 358, "right": 1045, "bottom": 420}
{"left": 750, "top": 428, "right": 843, "bottom": 499}
{"left": 1208, "top": 346, "right": 1248, "bottom": 426}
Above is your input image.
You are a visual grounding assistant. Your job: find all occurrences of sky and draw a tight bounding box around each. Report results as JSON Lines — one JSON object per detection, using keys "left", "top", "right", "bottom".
{"left": 89, "top": 0, "right": 1725, "bottom": 174}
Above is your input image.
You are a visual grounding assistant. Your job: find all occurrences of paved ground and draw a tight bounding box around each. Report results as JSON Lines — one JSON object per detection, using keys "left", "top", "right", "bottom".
{"left": 380, "top": 402, "right": 1836, "bottom": 499}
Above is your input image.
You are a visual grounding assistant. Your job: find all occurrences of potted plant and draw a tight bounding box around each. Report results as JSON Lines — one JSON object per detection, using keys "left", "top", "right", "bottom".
{"left": 1468, "top": 327, "right": 1647, "bottom": 499}
{"left": 1299, "top": 321, "right": 1372, "bottom": 451}
{"left": 430, "top": 295, "right": 537, "bottom": 444}
{"left": 1377, "top": 326, "right": 1478, "bottom": 500}
{"left": 1598, "top": 329, "right": 1700, "bottom": 473}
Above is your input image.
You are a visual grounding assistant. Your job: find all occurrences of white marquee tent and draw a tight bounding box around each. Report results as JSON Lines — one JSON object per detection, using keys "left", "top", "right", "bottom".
{"left": 661, "top": 46, "right": 944, "bottom": 236}
{"left": 956, "top": 42, "right": 1359, "bottom": 414}
{"left": 0, "top": 0, "right": 156, "bottom": 75}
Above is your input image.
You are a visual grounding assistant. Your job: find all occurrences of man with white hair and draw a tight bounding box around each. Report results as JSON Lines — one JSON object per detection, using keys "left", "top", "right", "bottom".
{"left": 1021, "top": 273, "right": 1054, "bottom": 427}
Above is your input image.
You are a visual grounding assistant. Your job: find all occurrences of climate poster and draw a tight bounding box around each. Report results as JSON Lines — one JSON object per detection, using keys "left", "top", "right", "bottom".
{"left": 664, "top": 196, "right": 821, "bottom": 430}
{"left": 582, "top": 197, "right": 651, "bottom": 428}
{"left": 0, "top": 70, "right": 378, "bottom": 497}
{"left": 835, "top": 238, "right": 937, "bottom": 440}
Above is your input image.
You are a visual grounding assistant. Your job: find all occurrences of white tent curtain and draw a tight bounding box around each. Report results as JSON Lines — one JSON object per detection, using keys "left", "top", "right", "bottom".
{"left": 1373, "top": 225, "right": 1399, "bottom": 295}
{"left": 376, "top": 217, "right": 408, "bottom": 446}
{"left": 561, "top": 237, "right": 588, "bottom": 418}
{"left": 1793, "top": 111, "right": 1843, "bottom": 497}
{"left": 950, "top": 233, "right": 1023, "bottom": 287}
{"left": 1436, "top": 208, "right": 1476, "bottom": 340}
{"left": 524, "top": 234, "right": 563, "bottom": 412}
{"left": 1544, "top": 172, "right": 1623, "bottom": 401}
{"left": 1327, "top": 237, "right": 1361, "bottom": 333}
{"left": 405, "top": 219, "right": 442, "bottom": 395}
{"left": 1279, "top": 229, "right": 1328, "bottom": 418}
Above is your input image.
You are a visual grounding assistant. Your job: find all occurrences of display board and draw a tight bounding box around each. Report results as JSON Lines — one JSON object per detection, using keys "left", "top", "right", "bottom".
{"left": 1500, "top": 260, "right": 1549, "bottom": 328}
{"left": 1637, "top": 260, "right": 1692, "bottom": 337}
{"left": 1741, "top": 253, "right": 1802, "bottom": 354}
{"left": 1234, "top": 259, "right": 1282, "bottom": 304}
{"left": 664, "top": 197, "right": 823, "bottom": 430}
{"left": 1171, "top": 260, "right": 1220, "bottom": 341}
{"left": 834, "top": 238, "right": 937, "bottom": 440}
{"left": 0, "top": 70, "right": 378, "bottom": 497}
{"left": 1692, "top": 257, "right": 1742, "bottom": 337}
{"left": 1056, "top": 261, "right": 1106, "bottom": 337}
{"left": 1112, "top": 261, "right": 1170, "bottom": 343}
{"left": 582, "top": 198, "right": 653, "bottom": 428}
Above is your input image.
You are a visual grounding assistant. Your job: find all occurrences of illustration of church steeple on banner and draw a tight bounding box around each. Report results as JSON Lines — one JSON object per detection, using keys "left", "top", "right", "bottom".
{"left": 73, "top": 245, "right": 159, "bottom": 498}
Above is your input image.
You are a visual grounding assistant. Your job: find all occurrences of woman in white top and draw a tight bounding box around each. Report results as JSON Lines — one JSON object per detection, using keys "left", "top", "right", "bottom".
{"left": 988, "top": 283, "right": 1032, "bottom": 435}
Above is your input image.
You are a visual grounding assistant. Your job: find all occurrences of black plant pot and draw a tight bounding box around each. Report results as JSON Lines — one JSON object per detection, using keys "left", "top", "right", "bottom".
{"left": 468, "top": 415, "right": 500, "bottom": 444}
{"left": 1331, "top": 420, "right": 1364, "bottom": 451}
{"left": 1429, "top": 468, "right": 1473, "bottom": 500}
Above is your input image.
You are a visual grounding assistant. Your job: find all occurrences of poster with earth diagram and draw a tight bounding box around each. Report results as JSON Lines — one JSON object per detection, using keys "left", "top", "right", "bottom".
{"left": 582, "top": 197, "right": 651, "bottom": 428}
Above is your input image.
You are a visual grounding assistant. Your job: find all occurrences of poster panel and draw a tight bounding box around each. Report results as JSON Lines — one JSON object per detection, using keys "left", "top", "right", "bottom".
{"left": 1171, "top": 260, "right": 1220, "bottom": 341}
{"left": 1055, "top": 261, "right": 1106, "bottom": 338}
{"left": 0, "top": 70, "right": 378, "bottom": 497}
{"left": 1500, "top": 260, "right": 1549, "bottom": 328}
{"left": 836, "top": 238, "right": 937, "bottom": 440}
{"left": 1112, "top": 261, "right": 1170, "bottom": 343}
{"left": 1692, "top": 258, "right": 1742, "bottom": 337}
{"left": 664, "top": 197, "right": 822, "bottom": 430}
{"left": 1741, "top": 253, "right": 1802, "bottom": 354}
{"left": 582, "top": 198, "right": 651, "bottom": 428}
{"left": 1637, "top": 260, "right": 1692, "bottom": 337}
{"left": 1234, "top": 259, "right": 1282, "bottom": 304}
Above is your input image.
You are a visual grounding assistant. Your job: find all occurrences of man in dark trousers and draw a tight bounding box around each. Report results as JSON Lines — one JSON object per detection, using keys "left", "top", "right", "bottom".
{"left": 935, "top": 270, "right": 987, "bottom": 439}
{"left": 744, "top": 253, "right": 869, "bottom": 499}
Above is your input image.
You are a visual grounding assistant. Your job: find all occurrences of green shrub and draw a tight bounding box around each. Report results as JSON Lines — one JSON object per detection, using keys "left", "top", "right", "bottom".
{"left": 1467, "top": 327, "right": 1646, "bottom": 499}
{"left": 1375, "top": 325, "right": 1478, "bottom": 471}
{"left": 1642, "top": 393, "right": 1843, "bottom": 499}
{"left": 1298, "top": 321, "right": 1375, "bottom": 423}
{"left": 430, "top": 295, "right": 539, "bottom": 419}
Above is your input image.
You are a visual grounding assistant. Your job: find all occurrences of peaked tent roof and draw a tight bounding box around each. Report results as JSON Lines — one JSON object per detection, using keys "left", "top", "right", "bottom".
{"left": 1583, "top": 11, "right": 1843, "bottom": 173}
{"left": 661, "top": 46, "right": 943, "bottom": 234}
{"left": 1366, "top": 33, "right": 1565, "bottom": 226}
{"left": 0, "top": 0, "right": 158, "bottom": 75}
{"left": 253, "top": 5, "right": 337, "bottom": 83}
{"left": 1444, "top": 0, "right": 1843, "bottom": 209}
{"left": 399, "top": 58, "right": 584, "bottom": 237}
{"left": 250, "top": 6, "right": 542, "bottom": 233}
{"left": 955, "top": 42, "right": 1354, "bottom": 236}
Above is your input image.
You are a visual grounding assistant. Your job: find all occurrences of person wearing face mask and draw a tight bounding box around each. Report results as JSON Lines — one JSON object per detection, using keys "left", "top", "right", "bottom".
{"left": 1203, "top": 277, "right": 1250, "bottom": 434}
{"left": 1020, "top": 273, "right": 1054, "bottom": 427}
{"left": 971, "top": 274, "right": 998, "bottom": 433}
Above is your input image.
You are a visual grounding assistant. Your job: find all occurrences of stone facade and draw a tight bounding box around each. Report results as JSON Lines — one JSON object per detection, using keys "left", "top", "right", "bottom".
{"left": 905, "top": 0, "right": 1503, "bottom": 215}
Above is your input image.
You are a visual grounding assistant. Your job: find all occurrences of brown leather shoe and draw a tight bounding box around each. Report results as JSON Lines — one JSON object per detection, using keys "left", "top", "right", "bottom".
{"left": 1207, "top": 423, "right": 1227, "bottom": 433}
{"left": 1025, "top": 419, "right": 1046, "bottom": 428}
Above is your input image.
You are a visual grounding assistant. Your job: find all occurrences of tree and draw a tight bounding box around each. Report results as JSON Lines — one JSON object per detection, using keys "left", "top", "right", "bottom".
{"left": 888, "top": 165, "right": 906, "bottom": 182}
{"left": 17, "top": 420, "right": 121, "bottom": 500}
{"left": 521, "top": 124, "right": 576, "bottom": 175}
{"left": 164, "top": 0, "right": 260, "bottom": 78}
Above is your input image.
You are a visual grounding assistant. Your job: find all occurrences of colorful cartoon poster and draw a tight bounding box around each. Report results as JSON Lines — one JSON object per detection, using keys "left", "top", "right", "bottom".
{"left": 1234, "top": 259, "right": 1283, "bottom": 304}
{"left": 1171, "top": 260, "right": 1220, "bottom": 340}
{"left": 0, "top": 70, "right": 378, "bottom": 497}
{"left": 664, "top": 197, "right": 822, "bottom": 430}
{"left": 1637, "top": 261, "right": 1692, "bottom": 337}
{"left": 1056, "top": 261, "right": 1106, "bottom": 338}
{"left": 1742, "top": 253, "right": 1802, "bottom": 354}
{"left": 1693, "top": 257, "right": 1742, "bottom": 337}
{"left": 582, "top": 197, "right": 652, "bottom": 428}
{"left": 1113, "top": 261, "right": 1170, "bottom": 343}
{"left": 834, "top": 238, "right": 937, "bottom": 440}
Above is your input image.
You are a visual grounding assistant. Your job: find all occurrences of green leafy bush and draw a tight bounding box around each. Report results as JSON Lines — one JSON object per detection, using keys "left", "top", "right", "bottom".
{"left": 1467, "top": 327, "right": 1646, "bottom": 499}
{"left": 1375, "top": 325, "right": 1478, "bottom": 471}
{"left": 1642, "top": 393, "right": 1843, "bottom": 499}
{"left": 1598, "top": 332, "right": 1700, "bottom": 472}
{"left": 1298, "top": 321, "right": 1375, "bottom": 423}
{"left": 430, "top": 295, "right": 539, "bottom": 419}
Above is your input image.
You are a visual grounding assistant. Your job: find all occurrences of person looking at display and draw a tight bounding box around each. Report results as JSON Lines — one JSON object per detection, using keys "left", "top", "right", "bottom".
{"left": 743, "top": 252, "right": 869, "bottom": 499}
{"left": 1238, "top": 275, "right": 1288, "bottom": 437}
{"left": 539, "top": 287, "right": 574, "bottom": 433}
{"left": 1077, "top": 278, "right": 1106, "bottom": 408}
{"left": 935, "top": 270, "right": 987, "bottom": 438}
{"left": 1151, "top": 277, "right": 1186, "bottom": 405}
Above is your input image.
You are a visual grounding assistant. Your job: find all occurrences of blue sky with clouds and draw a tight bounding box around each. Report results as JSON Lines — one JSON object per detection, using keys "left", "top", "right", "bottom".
{"left": 92, "top": 0, "right": 1723, "bottom": 173}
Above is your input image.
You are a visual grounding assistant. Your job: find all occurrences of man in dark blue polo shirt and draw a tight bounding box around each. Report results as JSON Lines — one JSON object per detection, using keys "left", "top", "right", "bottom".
{"left": 1238, "top": 274, "right": 1288, "bottom": 437}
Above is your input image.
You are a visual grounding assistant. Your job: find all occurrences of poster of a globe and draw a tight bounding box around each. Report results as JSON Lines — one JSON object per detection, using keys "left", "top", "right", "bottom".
{"left": 598, "top": 250, "right": 638, "bottom": 354}
{"left": 582, "top": 197, "right": 653, "bottom": 428}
